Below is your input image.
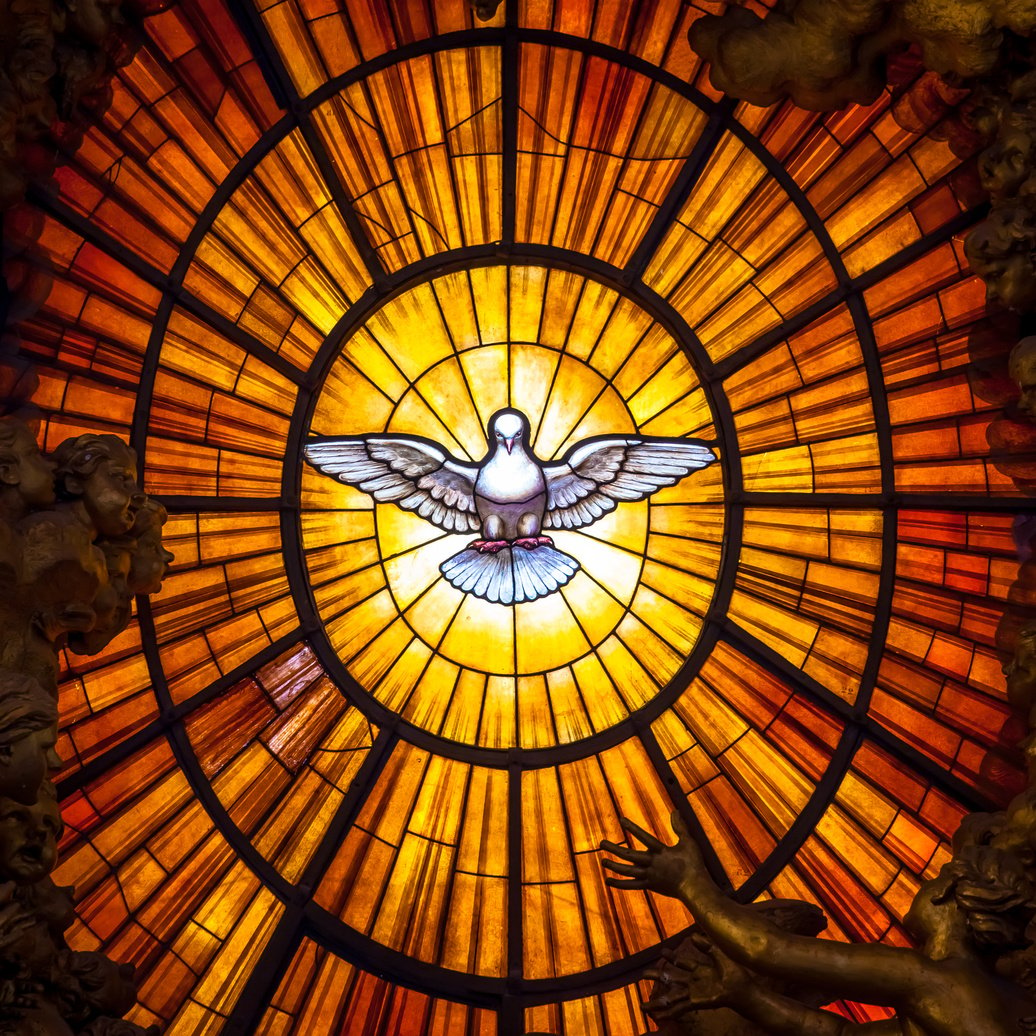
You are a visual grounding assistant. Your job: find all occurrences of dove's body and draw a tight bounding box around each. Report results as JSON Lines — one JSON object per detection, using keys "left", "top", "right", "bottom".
{"left": 303, "top": 407, "right": 717, "bottom": 605}
{"left": 474, "top": 439, "right": 546, "bottom": 541}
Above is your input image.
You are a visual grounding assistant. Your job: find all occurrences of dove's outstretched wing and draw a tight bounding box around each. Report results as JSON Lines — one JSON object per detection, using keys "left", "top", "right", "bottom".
{"left": 542, "top": 437, "right": 717, "bottom": 530}
{"left": 304, "top": 435, "right": 481, "bottom": 534}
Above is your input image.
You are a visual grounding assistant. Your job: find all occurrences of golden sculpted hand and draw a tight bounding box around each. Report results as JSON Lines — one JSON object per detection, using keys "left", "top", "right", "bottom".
{"left": 600, "top": 811, "right": 703, "bottom": 902}
{"left": 643, "top": 935, "right": 753, "bottom": 1018}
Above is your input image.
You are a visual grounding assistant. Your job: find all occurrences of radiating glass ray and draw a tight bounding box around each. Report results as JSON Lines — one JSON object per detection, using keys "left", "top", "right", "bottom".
{"left": 522, "top": 739, "right": 686, "bottom": 977}
{"left": 553, "top": 388, "right": 636, "bottom": 457}
{"left": 404, "top": 579, "right": 466, "bottom": 648}
{"left": 258, "top": 938, "right": 500, "bottom": 1035}
{"left": 552, "top": 532, "right": 643, "bottom": 607}
{"left": 524, "top": 980, "right": 652, "bottom": 1036}
{"left": 309, "top": 48, "right": 502, "bottom": 266}
{"left": 510, "top": 265, "right": 549, "bottom": 343}
{"left": 573, "top": 500, "right": 649, "bottom": 553}
{"left": 410, "top": 356, "right": 489, "bottom": 458}
{"left": 383, "top": 537, "right": 462, "bottom": 611}
{"left": 517, "top": 44, "right": 708, "bottom": 264}
{"left": 315, "top": 742, "right": 509, "bottom": 971}
{"left": 439, "top": 595, "right": 516, "bottom": 674}
{"left": 469, "top": 265, "right": 510, "bottom": 343}
{"left": 515, "top": 592, "right": 592, "bottom": 674}
{"left": 564, "top": 280, "right": 620, "bottom": 361}
{"left": 431, "top": 269, "right": 481, "bottom": 351}
{"left": 588, "top": 297, "right": 655, "bottom": 378}
{"left": 509, "top": 343, "right": 562, "bottom": 438}
{"left": 561, "top": 573, "right": 629, "bottom": 645}
{"left": 310, "top": 360, "right": 396, "bottom": 439}
{"left": 376, "top": 501, "right": 452, "bottom": 555}
{"left": 460, "top": 344, "right": 510, "bottom": 431}
{"left": 340, "top": 327, "right": 410, "bottom": 402}
{"left": 534, "top": 355, "right": 610, "bottom": 458}
{"left": 389, "top": 390, "right": 474, "bottom": 461}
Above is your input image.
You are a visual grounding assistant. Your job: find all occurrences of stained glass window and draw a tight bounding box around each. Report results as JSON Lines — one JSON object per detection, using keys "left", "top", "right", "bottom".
{"left": 13, "top": 0, "right": 1022, "bottom": 1033}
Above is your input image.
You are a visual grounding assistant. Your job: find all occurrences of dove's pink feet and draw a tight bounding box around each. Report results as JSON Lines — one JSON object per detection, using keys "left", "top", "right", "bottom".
{"left": 513, "top": 536, "right": 554, "bottom": 551}
{"left": 471, "top": 539, "right": 509, "bottom": 554}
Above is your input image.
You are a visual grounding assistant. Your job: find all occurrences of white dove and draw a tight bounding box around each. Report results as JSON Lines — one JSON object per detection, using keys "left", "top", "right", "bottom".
{"left": 304, "top": 408, "right": 717, "bottom": 606}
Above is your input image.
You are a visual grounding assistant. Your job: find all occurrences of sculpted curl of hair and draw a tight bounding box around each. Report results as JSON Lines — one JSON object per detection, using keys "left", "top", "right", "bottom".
{"left": 941, "top": 846, "right": 1036, "bottom": 950}
{"left": 51, "top": 434, "right": 131, "bottom": 492}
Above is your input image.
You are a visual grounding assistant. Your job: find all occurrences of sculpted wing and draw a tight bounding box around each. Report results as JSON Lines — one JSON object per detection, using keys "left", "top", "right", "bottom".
{"left": 542, "top": 437, "right": 717, "bottom": 530}
{"left": 304, "top": 435, "right": 481, "bottom": 534}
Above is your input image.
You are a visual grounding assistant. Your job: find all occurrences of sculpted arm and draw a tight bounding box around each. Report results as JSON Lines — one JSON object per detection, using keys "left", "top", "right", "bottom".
{"left": 720, "top": 987, "right": 901, "bottom": 1036}
{"left": 646, "top": 934, "right": 903, "bottom": 1036}
{"left": 602, "top": 813, "right": 926, "bottom": 1005}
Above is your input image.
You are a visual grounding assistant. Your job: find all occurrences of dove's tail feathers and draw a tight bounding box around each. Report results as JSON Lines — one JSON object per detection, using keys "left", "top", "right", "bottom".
{"left": 440, "top": 544, "right": 579, "bottom": 605}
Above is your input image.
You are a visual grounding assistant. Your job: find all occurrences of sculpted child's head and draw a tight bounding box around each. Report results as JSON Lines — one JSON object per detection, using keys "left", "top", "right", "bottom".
{"left": 127, "top": 498, "right": 173, "bottom": 595}
{"left": 0, "top": 779, "right": 62, "bottom": 884}
{"left": 52, "top": 434, "right": 144, "bottom": 537}
{"left": 1010, "top": 337, "right": 1036, "bottom": 422}
{"left": 965, "top": 206, "right": 1036, "bottom": 312}
{"left": 906, "top": 845, "right": 1036, "bottom": 954}
{"left": 0, "top": 420, "right": 55, "bottom": 517}
{"left": 0, "top": 671, "right": 61, "bottom": 805}
{"left": 55, "top": 948, "right": 136, "bottom": 1025}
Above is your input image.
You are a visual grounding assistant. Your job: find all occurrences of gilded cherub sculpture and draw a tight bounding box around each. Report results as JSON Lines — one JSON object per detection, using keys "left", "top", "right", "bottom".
{"left": 0, "top": 424, "right": 56, "bottom": 525}
{"left": 0, "top": 420, "right": 171, "bottom": 683}
{"left": 0, "top": 420, "right": 169, "bottom": 1033}
{"left": 1009, "top": 338, "right": 1036, "bottom": 423}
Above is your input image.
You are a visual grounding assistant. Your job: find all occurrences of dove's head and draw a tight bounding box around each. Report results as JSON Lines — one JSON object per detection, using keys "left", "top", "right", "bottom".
{"left": 489, "top": 409, "right": 527, "bottom": 455}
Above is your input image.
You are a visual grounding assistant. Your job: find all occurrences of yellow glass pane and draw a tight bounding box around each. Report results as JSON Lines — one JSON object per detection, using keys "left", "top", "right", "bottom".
{"left": 561, "top": 573, "right": 628, "bottom": 645}
{"left": 510, "top": 343, "right": 563, "bottom": 438}
{"left": 383, "top": 538, "right": 459, "bottom": 611}
{"left": 404, "top": 580, "right": 466, "bottom": 646}
{"left": 440, "top": 595, "right": 515, "bottom": 672}
{"left": 460, "top": 344, "right": 510, "bottom": 431}
{"left": 515, "top": 592, "right": 591, "bottom": 674}
{"left": 417, "top": 357, "right": 491, "bottom": 458}
{"left": 554, "top": 533, "right": 642, "bottom": 605}
{"left": 534, "top": 355, "right": 609, "bottom": 458}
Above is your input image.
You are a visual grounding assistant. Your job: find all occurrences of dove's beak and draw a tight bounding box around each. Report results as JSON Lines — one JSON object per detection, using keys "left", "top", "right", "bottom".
{"left": 505, "top": 437, "right": 515, "bottom": 454}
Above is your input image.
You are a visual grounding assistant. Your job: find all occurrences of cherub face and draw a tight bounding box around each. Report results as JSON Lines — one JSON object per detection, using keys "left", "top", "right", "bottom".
{"left": 0, "top": 425, "right": 55, "bottom": 510}
{"left": 980, "top": 134, "right": 1033, "bottom": 199}
{"left": 128, "top": 500, "right": 173, "bottom": 594}
{"left": 65, "top": 949, "right": 137, "bottom": 1015}
{"left": 472, "top": 0, "right": 503, "bottom": 19}
{"left": 73, "top": 444, "right": 145, "bottom": 537}
{"left": 128, "top": 533, "right": 173, "bottom": 595}
{"left": 971, "top": 250, "right": 1036, "bottom": 312}
{"left": 69, "top": 0, "right": 123, "bottom": 45}
{"left": 0, "top": 721, "right": 61, "bottom": 806}
{"left": 30, "top": 877, "right": 75, "bottom": 934}
{"left": 1010, "top": 338, "right": 1036, "bottom": 421}
{"left": 0, "top": 789, "right": 62, "bottom": 884}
